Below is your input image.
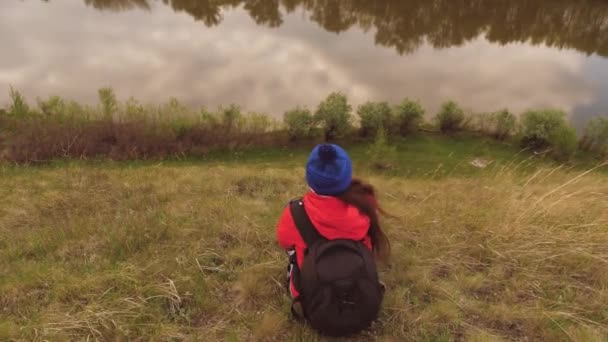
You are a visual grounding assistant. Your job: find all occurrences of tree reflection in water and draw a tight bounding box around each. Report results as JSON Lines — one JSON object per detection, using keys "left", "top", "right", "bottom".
{"left": 73, "top": 0, "right": 608, "bottom": 56}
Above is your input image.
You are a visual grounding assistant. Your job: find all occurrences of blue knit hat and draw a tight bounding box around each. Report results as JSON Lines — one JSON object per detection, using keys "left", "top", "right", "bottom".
{"left": 306, "top": 144, "right": 352, "bottom": 196}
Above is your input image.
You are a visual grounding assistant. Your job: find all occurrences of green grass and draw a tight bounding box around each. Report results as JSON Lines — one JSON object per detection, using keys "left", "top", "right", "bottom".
{"left": 1, "top": 141, "right": 607, "bottom": 341}
{"left": 3, "top": 132, "right": 574, "bottom": 177}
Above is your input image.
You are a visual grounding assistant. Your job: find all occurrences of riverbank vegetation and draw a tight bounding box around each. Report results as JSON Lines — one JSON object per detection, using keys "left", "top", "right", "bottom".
{"left": 0, "top": 88, "right": 606, "bottom": 165}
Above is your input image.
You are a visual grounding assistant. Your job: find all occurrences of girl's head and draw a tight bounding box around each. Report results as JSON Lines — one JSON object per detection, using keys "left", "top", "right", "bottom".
{"left": 306, "top": 144, "right": 391, "bottom": 262}
{"left": 305, "top": 144, "right": 352, "bottom": 196}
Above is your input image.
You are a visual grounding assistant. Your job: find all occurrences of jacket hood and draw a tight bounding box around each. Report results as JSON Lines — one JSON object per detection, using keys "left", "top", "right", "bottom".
{"left": 302, "top": 191, "right": 370, "bottom": 241}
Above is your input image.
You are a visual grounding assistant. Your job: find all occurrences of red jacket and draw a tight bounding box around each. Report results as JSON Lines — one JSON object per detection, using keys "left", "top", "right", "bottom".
{"left": 277, "top": 191, "right": 374, "bottom": 296}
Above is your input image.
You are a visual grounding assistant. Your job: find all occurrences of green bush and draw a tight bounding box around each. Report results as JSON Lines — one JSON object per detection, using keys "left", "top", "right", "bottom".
{"left": 520, "top": 109, "right": 578, "bottom": 159}
{"left": 243, "top": 112, "right": 275, "bottom": 134}
{"left": 36, "top": 96, "right": 90, "bottom": 123}
{"left": 123, "top": 97, "right": 146, "bottom": 121}
{"left": 220, "top": 104, "right": 242, "bottom": 132}
{"left": 8, "top": 87, "right": 30, "bottom": 117}
{"left": 469, "top": 113, "right": 492, "bottom": 133}
{"left": 0, "top": 108, "right": 8, "bottom": 131}
{"left": 393, "top": 99, "right": 424, "bottom": 135}
{"left": 37, "top": 96, "right": 66, "bottom": 117}
{"left": 98, "top": 87, "right": 118, "bottom": 119}
{"left": 551, "top": 125, "right": 578, "bottom": 160}
{"left": 66, "top": 100, "right": 95, "bottom": 120}
{"left": 357, "top": 101, "right": 392, "bottom": 137}
{"left": 580, "top": 118, "right": 608, "bottom": 157}
{"left": 162, "top": 97, "right": 191, "bottom": 119}
{"left": 490, "top": 109, "right": 517, "bottom": 140}
{"left": 283, "top": 107, "right": 314, "bottom": 140}
{"left": 366, "top": 128, "right": 397, "bottom": 169}
{"left": 435, "top": 101, "right": 465, "bottom": 133}
{"left": 200, "top": 109, "right": 220, "bottom": 127}
{"left": 315, "top": 92, "right": 352, "bottom": 141}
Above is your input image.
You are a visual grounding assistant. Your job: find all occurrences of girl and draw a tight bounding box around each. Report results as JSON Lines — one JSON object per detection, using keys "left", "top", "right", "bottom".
{"left": 276, "top": 143, "right": 390, "bottom": 306}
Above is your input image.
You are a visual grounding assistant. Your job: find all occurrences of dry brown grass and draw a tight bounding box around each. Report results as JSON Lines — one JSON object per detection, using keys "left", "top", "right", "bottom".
{"left": 0, "top": 117, "right": 286, "bottom": 164}
{"left": 0, "top": 161, "right": 607, "bottom": 341}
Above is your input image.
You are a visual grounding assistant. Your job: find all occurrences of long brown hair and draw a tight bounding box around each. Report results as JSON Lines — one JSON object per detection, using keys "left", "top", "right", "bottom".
{"left": 337, "top": 179, "right": 391, "bottom": 262}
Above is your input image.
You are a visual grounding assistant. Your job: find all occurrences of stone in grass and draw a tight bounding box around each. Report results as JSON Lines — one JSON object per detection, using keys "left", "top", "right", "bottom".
{"left": 470, "top": 158, "right": 493, "bottom": 168}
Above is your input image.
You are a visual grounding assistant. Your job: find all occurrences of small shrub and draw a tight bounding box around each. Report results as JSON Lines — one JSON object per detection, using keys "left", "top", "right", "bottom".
{"left": 162, "top": 97, "right": 190, "bottom": 119}
{"left": 357, "top": 101, "right": 392, "bottom": 137}
{"left": 469, "top": 113, "right": 492, "bottom": 133}
{"left": 580, "top": 118, "right": 608, "bottom": 157}
{"left": 366, "top": 128, "right": 397, "bottom": 170}
{"left": 8, "top": 87, "right": 30, "bottom": 117}
{"left": 64, "top": 100, "right": 91, "bottom": 119}
{"left": 0, "top": 108, "right": 10, "bottom": 132}
{"left": 520, "top": 109, "right": 577, "bottom": 159}
{"left": 37, "top": 96, "right": 66, "bottom": 117}
{"left": 283, "top": 107, "right": 314, "bottom": 140}
{"left": 435, "top": 101, "right": 465, "bottom": 133}
{"left": 122, "top": 97, "right": 146, "bottom": 121}
{"left": 169, "top": 117, "right": 193, "bottom": 139}
{"left": 520, "top": 109, "right": 566, "bottom": 145}
{"left": 242, "top": 113, "right": 274, "bottom": 134}
{"left": 490, "top": 109, "right": 517, "bottom": 140}
{"left": 98, "top": 87, "right": 118, "bottom": 119}
{"left": 315, "top": 92, "right": 352, "bottom": 141}
{"left": 393, "top": 99, "right": 424, "bottom": 135}
{"left": 551, "top": 125, "right": 578, "bottom": 160}
{"left": 200, "top": 109, "right": 220, "bottom": 127}
{"left": 220, "top": 104, "right": 242, "bottom": 132}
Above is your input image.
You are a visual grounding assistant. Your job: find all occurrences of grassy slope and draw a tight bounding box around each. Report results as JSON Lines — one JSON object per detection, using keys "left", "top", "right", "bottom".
{"left": 1, "top": 136, "right": 607, "bottom": 341}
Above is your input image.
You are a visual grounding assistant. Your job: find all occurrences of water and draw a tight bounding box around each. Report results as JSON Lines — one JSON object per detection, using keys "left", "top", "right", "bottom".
{"left": 1, "top": 0, "right": 608, "bottom": 128}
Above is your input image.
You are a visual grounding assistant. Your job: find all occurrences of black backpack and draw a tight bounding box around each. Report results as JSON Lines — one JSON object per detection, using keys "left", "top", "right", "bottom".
{"left": 289, "top": 200, "right": 383, "bottom": 337}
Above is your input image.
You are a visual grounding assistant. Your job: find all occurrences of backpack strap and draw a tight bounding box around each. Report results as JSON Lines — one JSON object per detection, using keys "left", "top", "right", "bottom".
{"left": 289, "top": 199, "right": 326, "bottom": 246}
